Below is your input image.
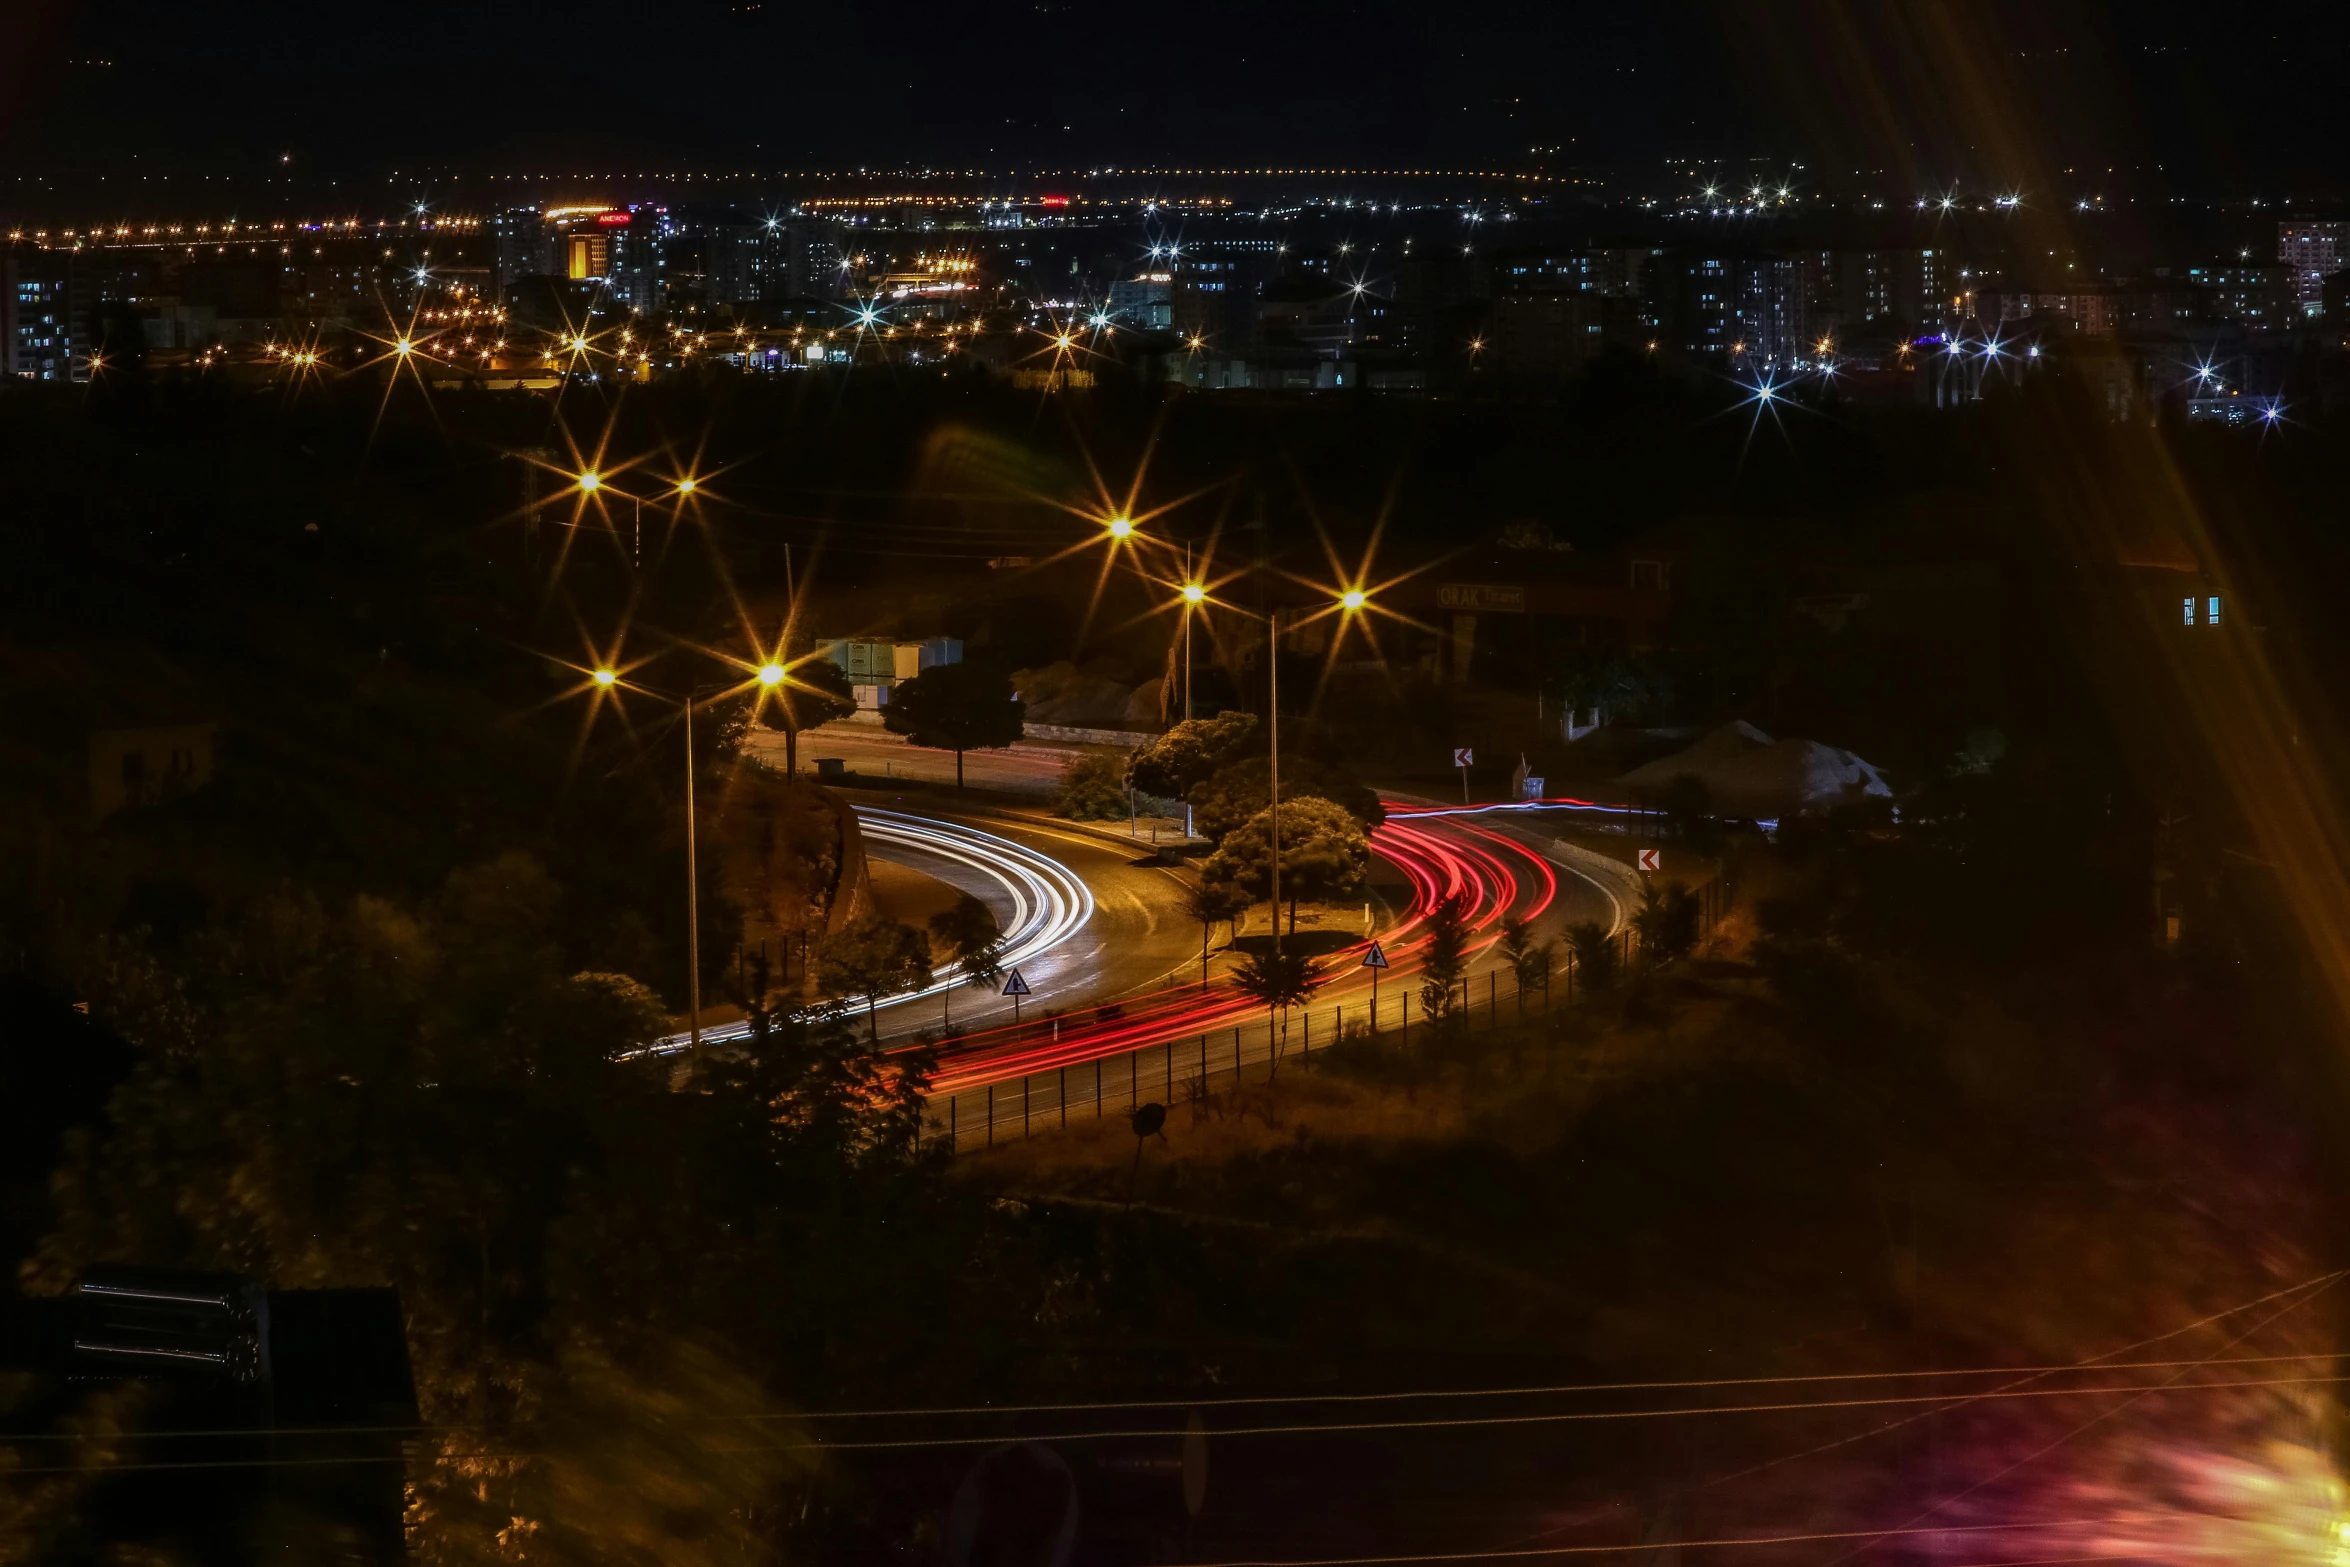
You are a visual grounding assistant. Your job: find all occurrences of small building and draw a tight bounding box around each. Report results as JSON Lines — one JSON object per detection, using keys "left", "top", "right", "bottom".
{"left": 1108, "top": 272, "right": 1172, "bottom": 330}
{"left": 823, "top": 637, "right": 962, "bottom": 708}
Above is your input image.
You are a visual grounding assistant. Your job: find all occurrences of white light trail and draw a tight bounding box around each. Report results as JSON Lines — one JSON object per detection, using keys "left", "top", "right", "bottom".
{"left": 643, "top": 808, "right": 1092, "bottom": 1054}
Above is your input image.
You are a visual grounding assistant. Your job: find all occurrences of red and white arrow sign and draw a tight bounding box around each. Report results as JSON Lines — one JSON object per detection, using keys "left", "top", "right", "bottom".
{"left": 1636, "top": 848, "right": 1661, "bottom": 873}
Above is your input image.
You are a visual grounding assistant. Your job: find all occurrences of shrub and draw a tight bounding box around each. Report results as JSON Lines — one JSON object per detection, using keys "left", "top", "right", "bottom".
{"left": 1053, "top": 749, "right": 1130, "bottom": 820}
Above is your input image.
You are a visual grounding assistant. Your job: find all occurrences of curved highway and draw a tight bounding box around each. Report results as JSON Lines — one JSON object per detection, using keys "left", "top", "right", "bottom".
{"left": 909, "top": 802, "right": 1628, "bottom": 1149}
{"left": 724, "top": 721, "right": 1640, "bottom": 1146}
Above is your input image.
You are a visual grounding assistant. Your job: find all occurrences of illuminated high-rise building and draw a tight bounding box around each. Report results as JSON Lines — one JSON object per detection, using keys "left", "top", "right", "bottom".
{"left": 2277, "top": 221, "right": 2345, "bottom": 317}
{"left": 491, "top": 207, "right": 560, "bottom": 296}
{"left": 4, "top": 258, "right": 77, "bottom": 381}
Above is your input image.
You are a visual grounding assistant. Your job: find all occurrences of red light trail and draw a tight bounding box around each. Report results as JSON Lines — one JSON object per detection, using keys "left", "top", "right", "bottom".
{"left": 922, "top": 807, "right": 1563, "bottom": 1095}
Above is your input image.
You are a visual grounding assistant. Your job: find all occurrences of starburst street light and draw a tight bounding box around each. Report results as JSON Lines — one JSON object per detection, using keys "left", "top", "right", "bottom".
{"left": 578, "top": 471, "right": 603, "bottom": 492}
{"left": 675, "top": 477, "right": 697, "bottom": 496}
{"left": 1340, "top": 587, "right": 1368, "bottom": 612}
{"left": 1181, "top": 582, "right": 1207, "bottom": 605}
{"left": 1107, "top": 515, "right": 1135, "bottom": 540}
{"left": 557, "top": 630, "right": 834, "bottom": 1052}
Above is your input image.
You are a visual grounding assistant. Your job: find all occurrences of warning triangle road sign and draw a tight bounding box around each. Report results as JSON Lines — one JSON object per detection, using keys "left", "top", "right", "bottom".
{"left": 1359, "top": 942, "right": 1390, "bottom": 970}
{"left": 1000, "top": 969, "right": 1032, "bottom": 997}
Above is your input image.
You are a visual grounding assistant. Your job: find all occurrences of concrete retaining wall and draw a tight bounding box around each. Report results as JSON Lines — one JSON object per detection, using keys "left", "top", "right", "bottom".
{"left": 1021, "top": 722, "right": 1163, "bottom": 748}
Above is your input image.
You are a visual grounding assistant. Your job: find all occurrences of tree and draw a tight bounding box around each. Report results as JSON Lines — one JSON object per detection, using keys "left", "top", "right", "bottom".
{"left": 1631, "top": 879, "right": 1702, "bottom": 967}
{"left": 1497, "top": 918, "right": 1554, "bottom": 1014}
{"left": 1229, "top": 950, "right": 1318, "bottom": 1078}
{"left": 1657, "top": 773, "right": 1723, "bottom": 858}
{"left": 1053, "top": 748, "right": 1129, "bottom": 821}
{"left": 757, "top": 654, "right": 857, "bottom": 777}
{"left": 1187, "top": 753, "right": 1384, "bottom": 843}
{"left": 815, "top": 914, "right": 934, "bottom": 1041}
{"left": 1203, "top": 796, "right": 1370, "bottom": 934}
{"left": 1127, "top": 710, "right": 1258, "bottom": 798}
{"left": 1546, "top": 648, "right": 1670, "bottom": 730}
{"left": 1417, "top": 893, "right": 1472, "bottom": 1033}
{"left": 1180, "top": 877, "right": 1250, "bottom": 983}
{"left": 881, "top": 661, "right": 1025, "bottom": 788}
{"left": 1566, "top": 920, "right": 1619, "bottom": 992}
{"left": 928, "top": 894, "right": 1004, "bottom": 992}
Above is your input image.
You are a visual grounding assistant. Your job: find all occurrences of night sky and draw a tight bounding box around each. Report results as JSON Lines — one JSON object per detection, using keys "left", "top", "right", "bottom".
{"left": 4, "top": 0, "right": 2347, "bottom": 195}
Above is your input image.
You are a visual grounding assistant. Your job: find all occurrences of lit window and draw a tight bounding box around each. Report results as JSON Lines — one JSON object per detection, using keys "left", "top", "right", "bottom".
{"left": 2207, "top": 595, "right": 2221, "bottom": 626}
{"left": 2182, "top": 596, "right": 2197, "bottom": 626}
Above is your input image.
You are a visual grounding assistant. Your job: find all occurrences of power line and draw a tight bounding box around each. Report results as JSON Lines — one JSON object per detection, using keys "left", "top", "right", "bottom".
{"left": 788, "top": 1371, "right": 2350, "bottom": 1452}
{"left": 9, "top": 1266, "right": 2340, "bottom": 1461}
{"left": 1810, "top": 1268, "right": 2347, "bottom": 1567}
{"left": 3, "top": 1354, "right": 2342, "bottom": 1450}
{"left": 772, "top": 1348, "right": 2350, "bottom": 1422}
{"left": 1632, "top": 1266, "right": 2349, "bottom": 1503}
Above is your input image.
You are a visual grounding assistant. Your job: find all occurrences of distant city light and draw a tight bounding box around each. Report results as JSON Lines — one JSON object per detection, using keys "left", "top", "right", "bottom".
{"left": 591, "top": 669, "right": 617, "bottom": 686}
{"left": 578, "top": 472, "right": 602, "bottom": 492}
{"left": 757, "top": 663, "right": 787, "bottom": 686}
{"left": 1106, "top": 516, "right": 1135, "bottom": 539}
{"left": 1339, "top": 588, "right": 1368, "bottom": 611}
{"left": 1181, "top": 583, "right": 1207, "bottom": 604}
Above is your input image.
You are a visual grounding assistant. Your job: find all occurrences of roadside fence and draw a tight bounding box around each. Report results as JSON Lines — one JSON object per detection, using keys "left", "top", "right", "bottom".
{"left": 921, "top": 872, "right": 1733, "bottom": 1156}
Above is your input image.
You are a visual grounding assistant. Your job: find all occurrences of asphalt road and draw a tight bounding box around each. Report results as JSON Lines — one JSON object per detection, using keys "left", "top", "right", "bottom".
{"left": 835, "top": 785, "right": 1214, "bottom": 1046}
{"left": 736, "top": 720, "right": 1634, "bottom": 1144}
{"left": 910, "top": 803, "right": 1628, "bottom": 1150}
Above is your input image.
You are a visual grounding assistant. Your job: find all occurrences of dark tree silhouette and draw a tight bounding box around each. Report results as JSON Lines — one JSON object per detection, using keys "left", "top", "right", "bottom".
{"left": 1632, "top": 880, "right": 1701, "bottom": 967}
{"left": 1567, "top": 920, "right": 1620, "bottom": 993}
{"left": 929, "top": 894, "right": 1004, "bottom": 992}
{"left": 1230, "top": 949, "right": 1318, "bottom": 1079}
{"left": 1417, "top": 893, "right": 1472, "bottom": 1031}
{"left": 881, "top": 661, "right": 1025, "bottom": 788}
{"left": 1498, "top": 917, "right": 1554, "bottom": 1013}
{"left": 816, "top": 914, "right": 934, "bottom": 1041}
{"left": 1181, "top": 877, "right": 1250, "bottom": 983}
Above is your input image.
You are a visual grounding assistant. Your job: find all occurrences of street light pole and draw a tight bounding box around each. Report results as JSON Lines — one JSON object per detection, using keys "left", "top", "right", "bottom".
{"left": 1183, "top": 541, "right": 1194, "bottom": 722}
{"left": 684, "top": 693, "right": 701, "bottom": 1053}
{"left": 1268, "top": 609, "right": 1280, "bottom": 957}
